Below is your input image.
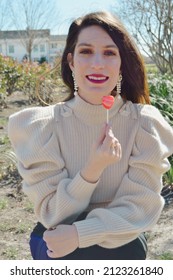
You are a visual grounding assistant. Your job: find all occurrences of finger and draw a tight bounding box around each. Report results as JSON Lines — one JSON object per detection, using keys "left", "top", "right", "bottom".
{"left": 106, "top": 125, "right": 114, "bottom": 138}
{"left": 43, "top": 231, "right": 48, "bottom": 241}
{"left": 117, "top": 143, "right": 122, "bottom": 158}
{"left": 46, "top": 249, "right": 57, "bottom": 259}
{"left": 110, "top": 142, "right": 121, "bottom": 157}
{"left": 103, "top": 128, "right": 118, "bottom": 149}
{"left": 111, "top": 137, "right": 119, "bottom": 147}
{"left": 114, "top": 143, "right": 122, "bottom": 158}
{"left": 43, "top": 229, "right": 54, "bottom": 241}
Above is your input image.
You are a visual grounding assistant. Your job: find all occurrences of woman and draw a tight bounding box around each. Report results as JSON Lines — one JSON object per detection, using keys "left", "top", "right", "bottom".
{"left": 8, "top": 11, "right": 173, "bottom": 260}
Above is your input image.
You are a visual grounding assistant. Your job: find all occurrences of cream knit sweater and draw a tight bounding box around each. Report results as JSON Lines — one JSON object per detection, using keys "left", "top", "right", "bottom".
{"left": 8, "top": 94, "right": 173, "bottom": 249}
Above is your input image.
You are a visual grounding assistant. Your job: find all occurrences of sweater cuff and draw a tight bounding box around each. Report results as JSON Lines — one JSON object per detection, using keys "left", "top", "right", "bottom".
{"left": 73, "top": 217, "right": 105, "bottom": 248}
{"left": 67, "top": 172, "right": 99, "bottom": 200}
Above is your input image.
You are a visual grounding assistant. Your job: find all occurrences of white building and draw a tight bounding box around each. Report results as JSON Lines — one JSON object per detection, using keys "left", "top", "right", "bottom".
{"left": 0, "top": 29, "right": 67, "bottom": 64}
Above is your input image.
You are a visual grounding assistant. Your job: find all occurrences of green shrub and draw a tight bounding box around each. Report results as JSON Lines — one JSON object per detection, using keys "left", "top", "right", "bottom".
{"left": 148, "top": 74, "right": 173, "bottom": 185}
{"left": 38, "top": 56, "right": 47, "bottom": 64}
{"left": 0, "top": 55, "right": 22, "bottom": 96}
{"left": 0, "top": 54, "right": 56, "bottom": 105}
{"left": 148, "top": 74, "right": 173, "bottom": 126}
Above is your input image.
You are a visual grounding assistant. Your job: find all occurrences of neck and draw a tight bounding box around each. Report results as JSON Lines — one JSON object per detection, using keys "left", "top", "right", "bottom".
{"left": 77, "top": 90, "right": 117, "bottom": 106}
{"left": 65, "top": 93, "right": 125, "bottom": 126}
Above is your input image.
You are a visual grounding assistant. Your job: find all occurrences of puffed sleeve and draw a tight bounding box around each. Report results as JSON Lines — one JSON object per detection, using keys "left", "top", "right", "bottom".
{"left": 74, "top": 105, "right": 173, "bottom": 248}
{"left": 8, "top": 106, "right": 99, "bottom": 229}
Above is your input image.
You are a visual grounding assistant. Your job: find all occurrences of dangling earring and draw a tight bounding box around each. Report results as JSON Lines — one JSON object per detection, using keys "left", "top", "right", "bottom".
{"left": 72, "top": 71, "right": 78, "bottom": 96}
{"left": 116, "top": 74, "right": 122, "bottom": 95}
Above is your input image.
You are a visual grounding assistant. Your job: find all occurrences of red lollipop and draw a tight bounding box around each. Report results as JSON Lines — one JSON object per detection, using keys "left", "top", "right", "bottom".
{"left": 102, "top": 96, "right": 115, "bottom": 109}
{"left": 102, "top": 95, "right": 115, "bottom": 123}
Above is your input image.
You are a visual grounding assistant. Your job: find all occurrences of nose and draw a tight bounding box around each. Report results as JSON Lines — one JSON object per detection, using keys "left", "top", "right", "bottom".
{"left": 91, "top": 53, "right": 104, "bottom": 69}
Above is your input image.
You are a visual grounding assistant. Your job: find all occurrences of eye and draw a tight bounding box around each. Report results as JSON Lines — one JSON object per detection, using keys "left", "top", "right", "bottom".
{"left": 79, "top": 48, "right": 92, "bottom": 54}
{"left": 104, "top": 50, "right": 116, "bottom": 56}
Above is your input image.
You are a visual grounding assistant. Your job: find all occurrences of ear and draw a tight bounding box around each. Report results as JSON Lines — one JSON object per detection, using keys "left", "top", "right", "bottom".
{"left": 67, "top": 53, "right": 74, "bottom": 71}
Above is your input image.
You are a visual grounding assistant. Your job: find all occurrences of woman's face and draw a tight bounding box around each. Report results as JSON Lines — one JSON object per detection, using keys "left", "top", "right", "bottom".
{"left": 68, "top": 25, "right": 121, "bottom": 105}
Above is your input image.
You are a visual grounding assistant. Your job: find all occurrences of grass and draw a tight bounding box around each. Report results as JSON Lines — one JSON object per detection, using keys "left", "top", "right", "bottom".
{"left": 15, "top": 223, "right": 29, "bottom": 234}
{"left": 0, "top": 135, "right": 10, "bottom": 145}
{"left": 24, "top": 201, "right": 34, "bottom": 213}
{"left": 0, "top": 218, "right": 32, "bottom": 233}
{"left": 145, "top": 63, "right": 159, "bottom": 74}
{"left": 157, "top": 252, "right": 173, "bottom": 260}
{"left": 0, "top": 222, "right": 16, "bottom": 232}
{"left": 0, "top": 116, "right": 8, "bottom": 126}
{"left": 0, "top": 198, "right": 8, "bottom": 210}
{"left": 2, "top": 247, "right": 19, "bottom": 260}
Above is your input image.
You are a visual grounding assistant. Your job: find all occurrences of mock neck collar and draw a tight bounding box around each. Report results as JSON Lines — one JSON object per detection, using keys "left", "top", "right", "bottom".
{"left": 65, "top": 94, "right": 124, "bottom": 125}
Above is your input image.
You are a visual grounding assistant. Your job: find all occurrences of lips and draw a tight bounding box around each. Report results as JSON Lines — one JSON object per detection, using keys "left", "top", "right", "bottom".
{"left": 86, "top": 74, "right": 109, "bottom": 84}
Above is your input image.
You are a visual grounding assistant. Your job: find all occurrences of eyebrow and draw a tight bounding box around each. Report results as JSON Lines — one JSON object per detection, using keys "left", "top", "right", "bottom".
{"left": 77, "top": 43, "right": 118, "bottom": 49}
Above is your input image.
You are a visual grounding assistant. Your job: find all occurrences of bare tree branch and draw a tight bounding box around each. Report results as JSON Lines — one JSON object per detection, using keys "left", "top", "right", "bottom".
{"left": 0, "top": 0, "right": 10, "bottom": 30}
{"left": 114, "top": 0, "right": 173, "bottom": 74}
{"left": 8, "top": 0, "right": 60, "bottom": 61}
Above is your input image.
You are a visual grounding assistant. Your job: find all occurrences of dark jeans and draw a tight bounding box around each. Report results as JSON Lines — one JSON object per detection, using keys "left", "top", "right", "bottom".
{"left": 29, "top": 212, "right": 147, "bottom": 260}
{"left": 30, "top": 233, "right": 147, "bottom": 260}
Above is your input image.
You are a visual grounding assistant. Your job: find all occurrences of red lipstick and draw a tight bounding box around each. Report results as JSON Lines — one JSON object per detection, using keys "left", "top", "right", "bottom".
{"left": 86, "top": 74, "right": 109, "bottom": 84}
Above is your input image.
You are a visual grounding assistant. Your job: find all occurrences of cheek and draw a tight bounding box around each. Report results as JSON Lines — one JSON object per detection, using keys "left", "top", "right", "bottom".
{"left": 74, "top": 54, "right": 88, "bottom": 66}
{"left": 73, "top": 60, "right": 86, "bottom": 84}
{"left": 111, "top": 61, "right": 121, "bottom": 74}
{"left": 74, "top": 59, "right": 88, "bottom": 78}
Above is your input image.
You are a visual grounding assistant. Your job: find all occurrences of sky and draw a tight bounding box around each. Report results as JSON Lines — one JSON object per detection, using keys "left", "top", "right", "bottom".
{"left": 0, "top": 0, "right": 120, "bottom": 35}
{"left": 53, "top": 0, "right": 119, "bottom": 34}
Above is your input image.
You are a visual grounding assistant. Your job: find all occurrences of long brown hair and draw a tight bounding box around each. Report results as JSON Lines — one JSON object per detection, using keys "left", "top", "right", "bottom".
{"left": 61, "top": 11, "right": 150, "bottom": 104}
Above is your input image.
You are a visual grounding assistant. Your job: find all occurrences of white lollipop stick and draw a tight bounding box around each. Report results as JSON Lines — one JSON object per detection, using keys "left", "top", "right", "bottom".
{"left": 107, "top": 110, "right": 109, "bottom": 124}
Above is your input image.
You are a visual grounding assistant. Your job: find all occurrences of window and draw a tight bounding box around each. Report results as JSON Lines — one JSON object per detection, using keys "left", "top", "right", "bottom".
{"left": 51, "top": 43, "right": 57, "bottom": 49}
{"left": 9, "top": 45, "right": 14, "bottom": 54}
{"left": 33, "top": 57, "right": 39, "bottom": 62}
{"left": 33, "top": 44, "right": 38, "bottom": 52}
{"left": 40, "top": 44, "right": 45, "bottom": 52}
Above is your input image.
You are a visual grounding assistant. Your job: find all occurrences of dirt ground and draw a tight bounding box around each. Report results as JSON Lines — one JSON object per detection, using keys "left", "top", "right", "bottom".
{"left": 0, "top": 92, "right": 173, "bottom": 260}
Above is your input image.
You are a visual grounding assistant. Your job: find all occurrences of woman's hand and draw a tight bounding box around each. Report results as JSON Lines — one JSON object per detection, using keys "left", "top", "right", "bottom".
{"left": 43, "top": 224, "right": 79, "bottom": 258}
{"left": 81, "top": 124, "right": 122, "bottom": 183}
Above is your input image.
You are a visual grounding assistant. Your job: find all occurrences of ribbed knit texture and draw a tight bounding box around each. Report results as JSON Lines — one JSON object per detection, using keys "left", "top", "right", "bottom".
{"left": 8, "top": 94, "right": 173, "bottom": 249}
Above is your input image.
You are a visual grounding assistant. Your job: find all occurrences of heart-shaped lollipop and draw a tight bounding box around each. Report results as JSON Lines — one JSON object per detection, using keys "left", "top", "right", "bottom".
{"left": 102, "top": 95, "right": 115, "bottom": 123}
{"left": 102, "top": 95, "right": 115, "bottom": 109}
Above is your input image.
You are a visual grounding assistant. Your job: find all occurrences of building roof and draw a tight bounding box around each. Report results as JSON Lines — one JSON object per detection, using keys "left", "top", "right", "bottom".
{"left": 50, "top": 35, "right": 67, "bottom": 41}
{"left": 0, "top": 29, "right": 50, "bottom": 40}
